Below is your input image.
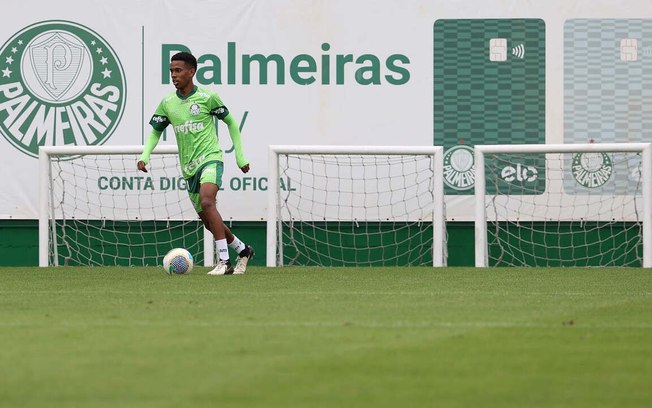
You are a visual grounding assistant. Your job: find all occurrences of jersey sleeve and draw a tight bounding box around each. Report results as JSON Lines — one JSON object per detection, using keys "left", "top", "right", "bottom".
{"left": 208, "top": 91, "right": 230, "bottom": 120}
{"left": 139, "top": 129, "right": 163, "bottom": 165}
{"left": 149, "top": 99, "right": 170, "bottom": 131}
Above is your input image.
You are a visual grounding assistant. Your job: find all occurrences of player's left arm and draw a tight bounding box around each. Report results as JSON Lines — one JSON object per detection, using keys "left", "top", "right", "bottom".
{"left": 210, "top": 98, "right": 249, "bottom": 173}
{"left": 222, "top": 113, "right": 249, "bottom": 173}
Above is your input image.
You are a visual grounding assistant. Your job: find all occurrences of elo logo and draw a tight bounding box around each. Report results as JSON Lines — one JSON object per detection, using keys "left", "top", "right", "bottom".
{"left": 501, "top": 163, "right": 538, "bottom": 183}
{"left": 0, "top": 20, "right": 126, "bottom": 158}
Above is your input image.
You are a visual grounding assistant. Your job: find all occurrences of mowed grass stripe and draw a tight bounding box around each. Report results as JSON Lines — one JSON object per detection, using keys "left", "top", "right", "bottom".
{"left": 2, "top": 320, "right": 652, "bottom": 329}
{"left": 0, "top": 266, "right": 651, "bottom": 408}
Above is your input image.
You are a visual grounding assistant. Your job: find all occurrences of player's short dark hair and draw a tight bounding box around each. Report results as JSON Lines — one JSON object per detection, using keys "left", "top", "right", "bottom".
{"left": 171, "top": 52, "right": 197, "bottom": 70}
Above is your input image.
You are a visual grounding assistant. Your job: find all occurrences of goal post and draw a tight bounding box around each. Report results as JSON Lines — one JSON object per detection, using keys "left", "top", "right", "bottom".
{"left": 38, "top": 145, "right": 214, "bottom": 267}
{"left": 267, "top": 145, "right": 446, "bottom": 267}
{"left": 474, "top": 143, "right": 652, "bottom": 268}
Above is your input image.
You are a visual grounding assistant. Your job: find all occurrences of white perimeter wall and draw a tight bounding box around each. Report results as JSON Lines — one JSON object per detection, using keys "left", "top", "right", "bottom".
{"left": 1, "top": 0, "right": 651, "bottom": 221}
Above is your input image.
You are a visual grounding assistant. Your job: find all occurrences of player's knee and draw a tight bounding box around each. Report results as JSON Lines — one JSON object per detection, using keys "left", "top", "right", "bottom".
{"left": 200, "top": 196, "right": 216, "bottom": 212}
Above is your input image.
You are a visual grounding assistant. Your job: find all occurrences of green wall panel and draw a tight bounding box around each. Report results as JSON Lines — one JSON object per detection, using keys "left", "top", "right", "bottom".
{"left": 0, "top": 220, "right": 642, "bottom": 267}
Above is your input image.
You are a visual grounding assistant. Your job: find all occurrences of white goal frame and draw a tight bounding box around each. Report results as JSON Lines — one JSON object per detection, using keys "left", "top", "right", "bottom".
{"left": 474, "top": 143, "right": 652, "bottom": 268}
{"left": 266, "top": 145, "right": 445, "bottom": 267}
{"left": 38, "top": 145, "right": 214, "bottom": 267}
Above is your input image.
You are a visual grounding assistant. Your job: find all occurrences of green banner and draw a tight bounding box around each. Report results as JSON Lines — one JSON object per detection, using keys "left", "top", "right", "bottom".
{"left": 434, "top": 19, "right": 546, "bottom": 194}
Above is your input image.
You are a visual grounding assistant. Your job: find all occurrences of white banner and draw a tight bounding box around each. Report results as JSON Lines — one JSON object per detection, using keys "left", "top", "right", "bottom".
{"left": 1, "top": 0, "right": 651, "bottom": 221}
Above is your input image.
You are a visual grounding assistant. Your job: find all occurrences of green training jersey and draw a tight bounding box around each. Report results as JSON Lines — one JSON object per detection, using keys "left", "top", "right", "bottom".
{"left": 149, "top": 86, "right": 230, "bottom": 179}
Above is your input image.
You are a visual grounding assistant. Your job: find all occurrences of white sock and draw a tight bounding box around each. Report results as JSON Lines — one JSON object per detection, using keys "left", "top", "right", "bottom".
{"left": 215, "top": 239, "right": 229, "bottom": 261}
{"left": 228, "top": 235, "right": 246, "bottom": 254}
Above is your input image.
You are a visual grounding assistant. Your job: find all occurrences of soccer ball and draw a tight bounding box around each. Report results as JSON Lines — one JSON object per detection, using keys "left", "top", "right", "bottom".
{"left": 163, "top": 248, "right": 194, "bottom": 274}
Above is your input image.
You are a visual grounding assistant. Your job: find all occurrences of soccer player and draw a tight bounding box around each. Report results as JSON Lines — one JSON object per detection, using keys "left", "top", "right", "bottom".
{"left": 137, "top": 51, "right": 254, "bottom": 275}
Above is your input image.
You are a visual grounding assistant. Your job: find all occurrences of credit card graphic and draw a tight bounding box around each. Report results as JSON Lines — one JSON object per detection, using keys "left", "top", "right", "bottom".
{"left": 434, "top": 19, "right": 546, "bottom": 195}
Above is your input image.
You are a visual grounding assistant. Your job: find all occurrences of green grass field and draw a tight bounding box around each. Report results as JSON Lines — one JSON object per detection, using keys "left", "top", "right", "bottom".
{"left": 1, "top": 266, "right": 651, "bottom": 407}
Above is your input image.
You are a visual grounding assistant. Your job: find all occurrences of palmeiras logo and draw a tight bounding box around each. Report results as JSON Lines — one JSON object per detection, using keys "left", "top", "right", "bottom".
{"left": 571, "top": 152, "right": 613, "bottom": 188}
{"left": 0, "top": 20, "right": 126, "bottom": 157}
{"left": 190, "top": 103, "right": 200, "bottom": 115}
{"left": 443, "top": 145, "right": 475, "bottom": 190}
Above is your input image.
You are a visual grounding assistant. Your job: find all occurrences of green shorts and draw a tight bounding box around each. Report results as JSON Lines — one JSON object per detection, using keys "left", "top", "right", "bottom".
{"left": 186, "top": 161, "right": 224, "bottom": 213}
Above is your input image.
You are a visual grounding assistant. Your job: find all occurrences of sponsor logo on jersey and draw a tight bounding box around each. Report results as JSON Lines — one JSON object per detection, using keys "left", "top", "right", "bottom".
{"left": 174, "top": 120, "right": 204, "bottom": 134}
{"left": 443, "top": 145, "right": 475, "bottom": 190}
{"left": 571, "top": 152, "right": 613, "bottom": 188}
{"left": 0, "top": 21, "right": 126, "bottom": 157}
{"left": 210, "top": 106, "right": 226, "bottom": 117}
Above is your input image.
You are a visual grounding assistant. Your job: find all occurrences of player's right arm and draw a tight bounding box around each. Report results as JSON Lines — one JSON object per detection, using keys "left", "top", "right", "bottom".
{"left": 138, "top": 102, "right": 170, "bottom": 173}
{"left": 137, "top": 129, "right": 164, "bottom": 172}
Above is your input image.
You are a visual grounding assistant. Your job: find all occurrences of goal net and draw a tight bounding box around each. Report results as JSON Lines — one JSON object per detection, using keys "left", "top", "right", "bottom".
{"left": 474, "top": 143, "right": 652, "bottom": 267}
{"left": 267, "top": 146, "right": 446, "bottom": 267}
{"left": 38, "top": 146, "right": 213, "bottom": 267}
